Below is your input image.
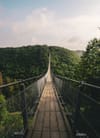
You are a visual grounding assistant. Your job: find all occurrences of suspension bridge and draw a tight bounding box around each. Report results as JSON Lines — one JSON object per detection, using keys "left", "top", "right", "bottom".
{"left": 0, "top": 59, "right": 100, "bottom": 138}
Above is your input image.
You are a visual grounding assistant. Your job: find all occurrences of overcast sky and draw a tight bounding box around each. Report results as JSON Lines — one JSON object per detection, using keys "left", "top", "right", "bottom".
{"left": 0, "top": 0, "right": 100, "bottom": 50}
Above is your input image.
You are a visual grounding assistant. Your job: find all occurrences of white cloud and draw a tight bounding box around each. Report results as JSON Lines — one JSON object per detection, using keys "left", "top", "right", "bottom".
{"left": 0, "top": 21, "right": 3, "bottom": 28}
{"left": 12, "top": 8, "right": 54, "bottom": 34}
{"left": 1, "top": 8, "right": 100, "bottom": 50}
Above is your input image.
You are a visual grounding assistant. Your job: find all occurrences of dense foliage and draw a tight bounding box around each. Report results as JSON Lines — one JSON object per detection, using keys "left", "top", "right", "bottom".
{"left": 0, "top": 45, "right": 49, "bottom": 81}
{"left": 78, "top": 38, "right": 100, "bottom": 85}
{"left": 0, "top": 42, "right": 99, "bottom": 137}
{"left": 0, "top": 94, "right": 8, "bottom": 123}
{"left": 49, "top": 46, "right": 80, "bottom": 79}
{"left": 0, "top": 45, "right": 49, "bottom": 98}
{"left": 0, "top": 45, "right": 49, "bottom": 137}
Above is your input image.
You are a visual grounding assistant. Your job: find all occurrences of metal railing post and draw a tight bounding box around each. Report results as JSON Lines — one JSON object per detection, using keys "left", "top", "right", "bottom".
{"left": 73, "top": 82, "right": 88, "bottom": 137}
{"left": 73, "top": 83, "right": 82, "bottom": 135}
{"left": 20, "top": 83, "right": 28, "bottom": 136}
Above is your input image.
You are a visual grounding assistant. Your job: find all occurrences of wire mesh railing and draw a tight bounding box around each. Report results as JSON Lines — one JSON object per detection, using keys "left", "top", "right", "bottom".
{"left": 0, "top": 74, "right": 47, "bottom": 138}
{"left": 53, "top": 75, "right": 100, "bottom": 138}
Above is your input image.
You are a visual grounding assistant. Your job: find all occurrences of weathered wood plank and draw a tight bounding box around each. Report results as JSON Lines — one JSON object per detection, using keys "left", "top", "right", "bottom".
{"left": 31, "top": 81, "right": 69, "bottom": 138}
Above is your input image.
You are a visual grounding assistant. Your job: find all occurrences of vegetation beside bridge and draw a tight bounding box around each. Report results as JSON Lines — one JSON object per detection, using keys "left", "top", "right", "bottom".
{"left": 0, "top": 38, "right": 100, "bottom": 137}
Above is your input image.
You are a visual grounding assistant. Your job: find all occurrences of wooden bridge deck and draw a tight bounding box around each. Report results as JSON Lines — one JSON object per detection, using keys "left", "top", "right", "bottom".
{"left": 29, "top": 81, "right": 70, "bottom": 138}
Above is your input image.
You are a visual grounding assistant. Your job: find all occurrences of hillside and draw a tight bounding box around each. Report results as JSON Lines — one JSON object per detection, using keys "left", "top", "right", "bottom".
{"left": 49, "top": 46, "right": 80, "bottom": 78}
{"left": 0, "top": 45, "right": 82, "bottom": 83}
{"left": 74, "top": 50, "right": 84, "bottom": 57}
{"left": 0, "top": 45, "right": 49, "bottom": 83}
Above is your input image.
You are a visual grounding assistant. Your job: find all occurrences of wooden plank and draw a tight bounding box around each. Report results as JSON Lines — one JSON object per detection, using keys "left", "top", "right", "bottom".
{"left": 34, "top": 111, "right": 44, "bottom": 131}
{"left": 43, "top": 112, "right": 50, "bottom": 131}
{"left": 32, "top": 131, "right": 41, "bottom": 138}
{"left": 50, "top": 112, "right": 58, "bottom": 131}
{"left": 51, "top": 131, "right": 60, "bottom": 138}
{"left": 45, "top": 100, "right": 50, "bottom": 111}
{"left": 57, "top": 112, "right": 66, "bottom": 131}
{"left": 55, "top": 102, "right": 59, "bottom": 111}
{"left": 38, "top": 100, "right": 45, "bottom": 111}
{"left": 50, "top": 101, "right": 56, "bottom": 111}
{"left": 30, "top": 82, "right": 69, "bottom": 138}
{"left": 42, "top": 131, "right": 50, "bottom": 138}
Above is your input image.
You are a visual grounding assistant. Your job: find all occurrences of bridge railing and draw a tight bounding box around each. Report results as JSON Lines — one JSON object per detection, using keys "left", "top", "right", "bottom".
{"left": 0, "top": 74, "right": 46, "bottom": 138}
{"left": 53, "top": 75, "right": 100, "bottom": 138}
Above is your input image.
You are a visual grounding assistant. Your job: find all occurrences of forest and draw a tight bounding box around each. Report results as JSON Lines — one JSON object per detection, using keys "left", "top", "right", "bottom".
{"left": 49, "top": 46, "right": 80, "bottom": 79}
{"left": 0, "top": 38, "right": 100, "bottom": 137}
{"left": 0, "top": 38, "right": 100, "bottom": 97}
{"left": 0, "top": 45, "right": 49, "bottom": 137}
{"left": 50, "top": 38, "right": 100, "bottom": 86}
{"left": 0, "top": 45, "right": 49, "bottom": 81}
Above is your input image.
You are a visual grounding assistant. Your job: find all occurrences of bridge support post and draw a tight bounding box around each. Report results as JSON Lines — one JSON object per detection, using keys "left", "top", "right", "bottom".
{"left": 73, "top": 92, "right": 81, "bottom": 136}
{"left": 20, "top": 83, "right": 28, "bottom": 137}
{"left": 73, "top": 82, "right": 86, "bottom": 137}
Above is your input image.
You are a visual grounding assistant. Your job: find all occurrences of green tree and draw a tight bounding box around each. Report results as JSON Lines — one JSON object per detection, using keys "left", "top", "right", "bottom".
{"left": 79, "top": 38, "right": 100, "bottom": 85}
{"left": 0, "top": 45, "right": 49, "bottom": 98}
{"left": 0, "top": 94, "right": 8, "bottom": 124}
{"left": 49, "top": 46, "right": 80, "bottom": 79}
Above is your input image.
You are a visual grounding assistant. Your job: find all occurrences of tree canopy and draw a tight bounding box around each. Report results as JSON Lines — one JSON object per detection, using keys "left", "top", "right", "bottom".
{"left": 49, "top": 46, "right": 80, "bottom": 79}
{"left": 0, "top": 45, "right": 49, "bottom": 82}
{"left": 79, "top": 38, "right": 100, "bottom": 85}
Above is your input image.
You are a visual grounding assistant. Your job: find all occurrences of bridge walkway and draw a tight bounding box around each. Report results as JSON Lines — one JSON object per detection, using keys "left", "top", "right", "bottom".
{"left": 29, "top": 80, "right": 70, "bottom": 138}
{"left": 27, "top": 58, "right": 72, "bottom": 138}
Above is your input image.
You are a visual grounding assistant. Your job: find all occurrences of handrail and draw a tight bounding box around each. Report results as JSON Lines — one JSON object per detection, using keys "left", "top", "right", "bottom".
{"left": 53, "top": 74, "right": 100, "bottom": 138}
{"left": 0, "top": 74, "right": 44, "bottom": 89}
{"left": 0, "top": 73, "right": 46, "bottom": 138}
{"left": 55, "top": 74, "right": 100, "bottom": 89}
{"left": 55, "top": 75, "right": 80, "bottom": 84}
